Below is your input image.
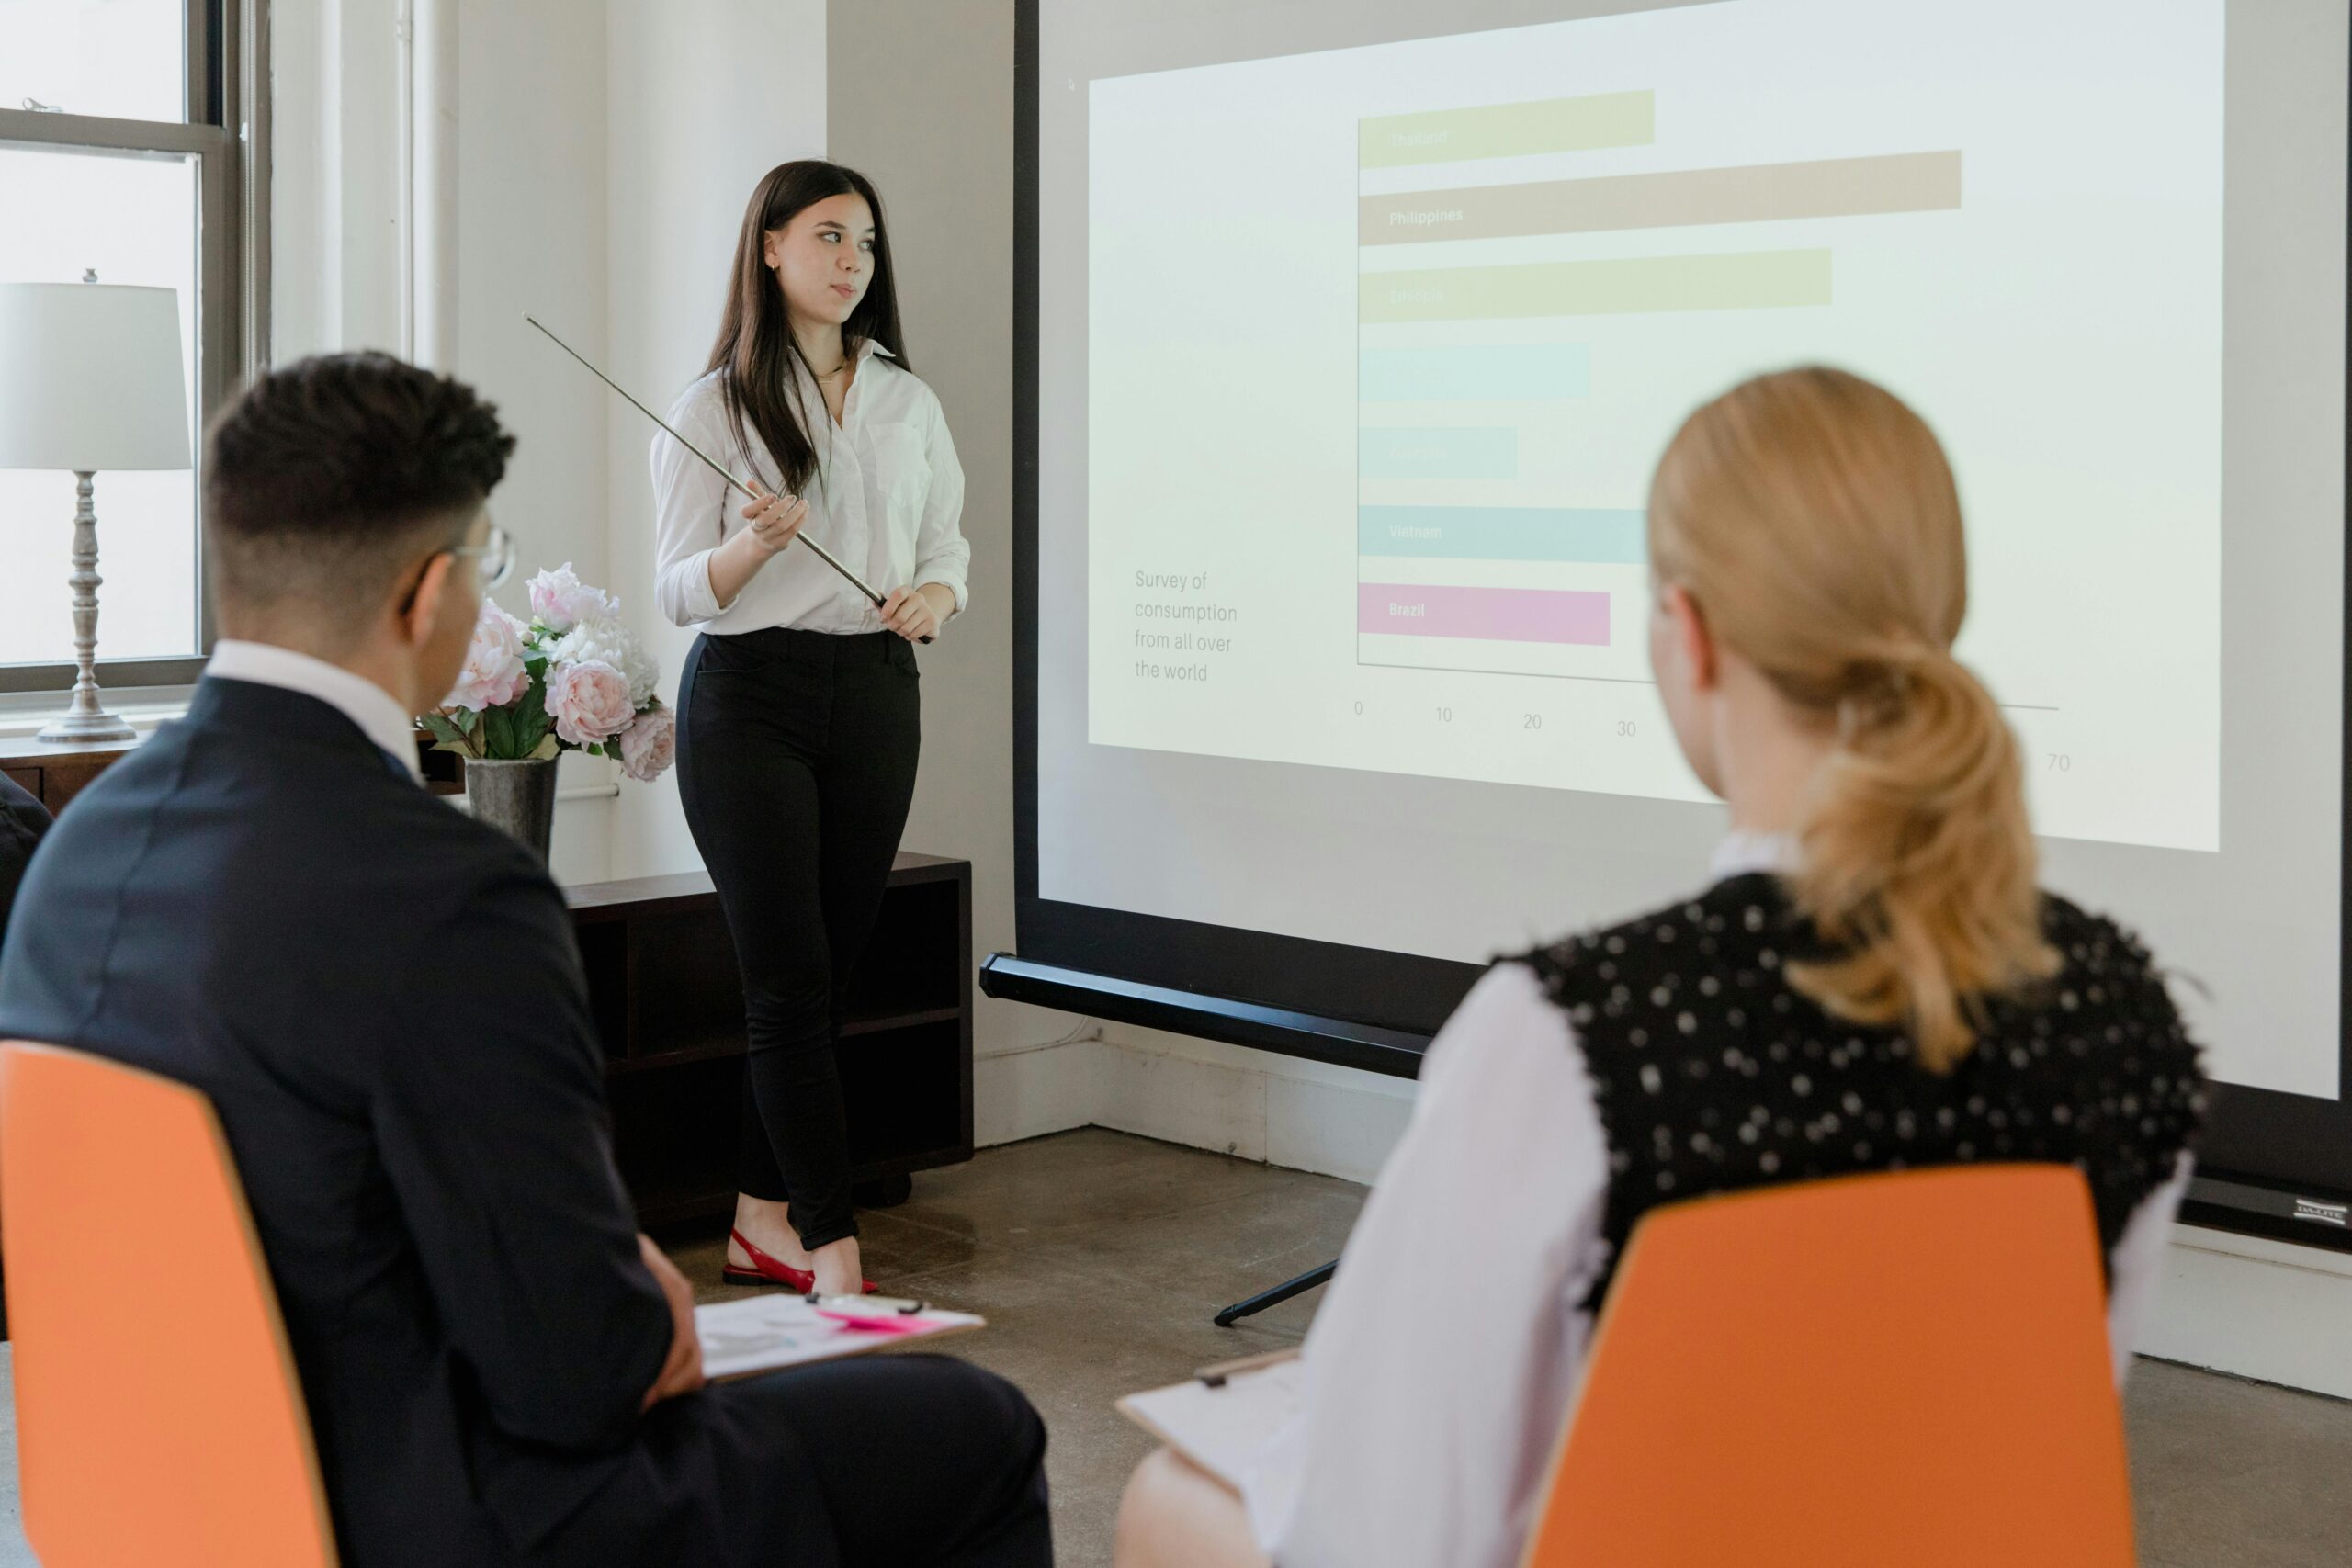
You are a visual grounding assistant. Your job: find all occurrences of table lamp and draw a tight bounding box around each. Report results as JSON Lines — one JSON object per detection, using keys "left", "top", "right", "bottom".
{"left": 0, "top": 277, "right": 192, "bottom": 743}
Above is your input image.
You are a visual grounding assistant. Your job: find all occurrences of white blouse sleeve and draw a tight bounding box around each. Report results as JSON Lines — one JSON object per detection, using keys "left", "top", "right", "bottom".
{"left": 650, "top": 388, "right": 733, "bottom": 628}
{"left": 1240, "top": 963, "right": 1612, "bottom": 1568}
{"left": 910, "top": 390, "right": 971, "bottom": 615}
{"left": 2104, "top": 1151, "right": 2192, "bottom": 1385}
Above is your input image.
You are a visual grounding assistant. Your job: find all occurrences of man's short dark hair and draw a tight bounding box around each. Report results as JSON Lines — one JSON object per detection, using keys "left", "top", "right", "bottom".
{"left": 204, "top": 352, "right": 516, "bottom": 633}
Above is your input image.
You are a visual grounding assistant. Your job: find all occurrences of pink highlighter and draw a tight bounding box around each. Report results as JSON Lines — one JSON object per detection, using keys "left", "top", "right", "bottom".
{"left": 809, "top": 1293, "right": 929, "bottom": 1335}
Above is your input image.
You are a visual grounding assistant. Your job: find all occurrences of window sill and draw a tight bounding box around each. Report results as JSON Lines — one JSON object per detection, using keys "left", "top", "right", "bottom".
{"left": 0, "top": 683, "right": 196, "bottom": 741}
{"left": 0, "top": 685, "right": 623, "bottom": 807}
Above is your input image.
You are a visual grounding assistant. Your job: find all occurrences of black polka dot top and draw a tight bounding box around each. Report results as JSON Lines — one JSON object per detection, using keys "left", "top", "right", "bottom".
{"left": 1511, "top": 873, "right": 2206, "bottom": 1310}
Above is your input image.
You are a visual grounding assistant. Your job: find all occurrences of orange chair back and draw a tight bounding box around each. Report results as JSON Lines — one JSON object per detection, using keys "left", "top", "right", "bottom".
{"left": 1521, "top": 1165, "right": 2133, "bottom": 1568}
{"left": 1, "top": 1042, "right": 337, "bottom": 1566}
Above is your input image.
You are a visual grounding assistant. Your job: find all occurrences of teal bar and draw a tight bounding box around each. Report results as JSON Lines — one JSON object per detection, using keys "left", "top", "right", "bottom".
{"left": 1361, "top": 426, "right": 1517, "bottom": 480}
{"left": 1360, "top": 344, "right": 1590, "bottom": 402}
{"left": 1358, "top": 504, "right": 1646, "bottom": 563}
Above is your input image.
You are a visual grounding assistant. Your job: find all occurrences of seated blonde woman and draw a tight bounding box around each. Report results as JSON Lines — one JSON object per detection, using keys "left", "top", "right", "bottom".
{"left": 1114, "top": 367, "right": 2206, "bottom": 1568}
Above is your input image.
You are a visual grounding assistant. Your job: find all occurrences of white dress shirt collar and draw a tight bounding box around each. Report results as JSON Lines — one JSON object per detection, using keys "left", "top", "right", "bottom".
{"left": 205, "top": 639, "right": 423, "bottom": 783}
{"left": 1711, "top": 829, "right": 1800, "bottom": 881}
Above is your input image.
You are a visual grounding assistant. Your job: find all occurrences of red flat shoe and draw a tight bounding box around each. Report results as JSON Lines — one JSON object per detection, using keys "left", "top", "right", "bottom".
{"left": 721, "top": 1228, "right": 877, "bottom": 1293}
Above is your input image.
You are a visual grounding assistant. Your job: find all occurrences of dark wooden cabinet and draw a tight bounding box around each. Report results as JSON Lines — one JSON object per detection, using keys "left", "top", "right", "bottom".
{"left": 0, "top": 729, "right": 463, "bottom": 810}
{"left": 567, "top": 853, "right": 976, "bottom": 1226}
{"left": 0, "top": 735, "right": 141, "bottom": 816}
{"left": 2, "top": 728, "right": 976, "bottom": 1228}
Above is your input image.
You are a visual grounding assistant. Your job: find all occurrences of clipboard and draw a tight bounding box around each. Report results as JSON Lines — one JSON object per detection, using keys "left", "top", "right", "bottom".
{"left": 696, "top": 1292, "right": 986, "bottom": 1381}
{"left": 1116, "top": 1348, "right": 1304, "bottom": 1488}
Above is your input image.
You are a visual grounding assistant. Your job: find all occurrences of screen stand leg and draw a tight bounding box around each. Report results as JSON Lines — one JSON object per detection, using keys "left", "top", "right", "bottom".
{"left": 1213, "top": 1260, "right": 1335, "bottom": 1327}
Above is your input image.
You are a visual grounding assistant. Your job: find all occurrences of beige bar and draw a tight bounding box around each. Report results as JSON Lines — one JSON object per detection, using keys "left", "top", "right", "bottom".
{"left": 1363, "top": 151, "right": 1962, "bottom": 246}
{"left": 1360, "top": 91, "right": 1655, "bottom": 169}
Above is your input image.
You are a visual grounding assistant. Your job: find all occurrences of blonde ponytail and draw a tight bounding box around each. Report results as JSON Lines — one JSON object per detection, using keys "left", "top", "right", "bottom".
{"left": 1648, "top": 368, "right": 2057, "bottom": 1072}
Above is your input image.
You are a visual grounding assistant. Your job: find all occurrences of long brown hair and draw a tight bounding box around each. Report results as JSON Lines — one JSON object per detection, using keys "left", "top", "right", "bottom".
{"left": 1648, "top": 367, "right": 2058, "bottom": 1071}
{"left": 707, "top": 160, "right": 909, "bottom": 497}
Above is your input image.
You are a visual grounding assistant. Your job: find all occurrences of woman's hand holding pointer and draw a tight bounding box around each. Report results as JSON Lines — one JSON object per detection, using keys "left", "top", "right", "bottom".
{"left": 705, "top": 482, "right": 808, "bottom": 610}
{"left": 741, "top": 484, "right": 809, "bottom": 557}
{"left": 880, "top": 583, "right": 954, "bottom": 643}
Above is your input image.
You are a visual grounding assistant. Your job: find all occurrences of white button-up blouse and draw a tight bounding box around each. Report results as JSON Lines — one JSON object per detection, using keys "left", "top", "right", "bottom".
{"left": 651, "top": 341, "right": 970, "bottom": 634}
{"left": 1238, "top": 833, "right": 2194, "bottom": 1568}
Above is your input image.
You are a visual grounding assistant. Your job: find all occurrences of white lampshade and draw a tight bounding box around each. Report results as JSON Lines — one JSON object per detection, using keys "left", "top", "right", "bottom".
{"left": 0, "top": 282, "right": 191, "bottom": 472}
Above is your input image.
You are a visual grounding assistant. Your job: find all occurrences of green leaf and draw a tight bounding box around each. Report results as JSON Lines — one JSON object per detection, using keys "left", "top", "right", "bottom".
{"left": 422, "top": 710, "right": 479, "bottom": 758}
{"left": 526, "top": 733, "right": 560, "bottom": 761}
{"left": 482, "top": 704, "right": 518, "bottom": 760}
{"left": 512, "top": 704, "right": 553, "bottom": 754}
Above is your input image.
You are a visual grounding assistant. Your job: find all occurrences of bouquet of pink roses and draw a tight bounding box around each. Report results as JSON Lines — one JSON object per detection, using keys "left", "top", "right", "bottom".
{"left": 429, "top": 564, "right": 677, "bottom": 783}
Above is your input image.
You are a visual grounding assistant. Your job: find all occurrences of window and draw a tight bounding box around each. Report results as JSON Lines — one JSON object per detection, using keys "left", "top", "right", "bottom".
{"left": 0, "top": 0, "right": 267, "bottom": 693}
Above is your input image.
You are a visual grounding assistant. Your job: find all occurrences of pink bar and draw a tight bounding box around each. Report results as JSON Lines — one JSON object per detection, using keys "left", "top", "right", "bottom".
{"left": 1358, "top": 582, "right": 1611, "bottom": 645}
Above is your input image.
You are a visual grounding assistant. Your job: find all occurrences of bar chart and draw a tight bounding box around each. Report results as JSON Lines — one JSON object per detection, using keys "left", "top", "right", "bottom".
{"left": 1081, "top": 0, "right": 2222, "bottom": 849}
{"left": 1356, "top": 90, "right": 1963, "bottom": 681}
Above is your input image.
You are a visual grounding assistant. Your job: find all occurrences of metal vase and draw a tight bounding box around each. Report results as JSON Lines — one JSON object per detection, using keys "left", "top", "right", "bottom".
{"left": 465, "top": 757, "right": 559, "bottom": 863}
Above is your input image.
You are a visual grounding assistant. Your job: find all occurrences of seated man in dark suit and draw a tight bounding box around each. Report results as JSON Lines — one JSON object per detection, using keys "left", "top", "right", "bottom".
{"left": 0, "top": 771, "right": 52, "bottom": 1339}
{"left": 0, "top": 772, "right": 51, "bottom": 943}
{"left": 0, "top": 353, "right": 1049, "bottom": 1568}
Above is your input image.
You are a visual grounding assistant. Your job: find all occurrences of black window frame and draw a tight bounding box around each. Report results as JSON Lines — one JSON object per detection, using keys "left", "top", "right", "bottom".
{"left": 0, "top": 0, "right": 271, "bottom": 694}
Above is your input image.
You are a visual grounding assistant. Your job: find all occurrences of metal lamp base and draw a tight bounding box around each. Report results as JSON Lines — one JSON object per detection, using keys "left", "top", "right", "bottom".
{"left": 37, "top": 470, "right": 138, "bottom": 746}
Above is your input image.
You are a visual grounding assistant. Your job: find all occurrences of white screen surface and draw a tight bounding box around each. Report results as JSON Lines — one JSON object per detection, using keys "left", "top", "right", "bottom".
{"left": 1036, "top": 0, "right": 2346, "bottom": 1100}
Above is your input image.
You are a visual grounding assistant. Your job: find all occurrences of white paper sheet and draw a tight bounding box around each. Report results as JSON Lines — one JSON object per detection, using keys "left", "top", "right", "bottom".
{"left": 695, "top": 1293, "right": 985, "bottom": 1380}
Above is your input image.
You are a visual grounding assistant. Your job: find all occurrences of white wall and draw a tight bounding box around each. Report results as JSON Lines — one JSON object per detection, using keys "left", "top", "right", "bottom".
{"left": 269, "top": 0, "right": 401, "bottom": 360}
{"left": 604, "top": 0, "right": 827, "bottom": 885}
{"left": 270, "top": 0, "right": 820, "bottom": 885}
{"left": 454, "top": 1, "right": 617, "bottom": 884}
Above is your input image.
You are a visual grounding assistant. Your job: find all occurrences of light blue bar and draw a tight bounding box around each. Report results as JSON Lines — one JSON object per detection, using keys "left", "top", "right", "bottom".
{"left": 1360, "top": 344, "right": 1591, "bottom": 402}
{"left": 1360, "top": 426, "right": 1518, "bottom": 480}
{"left": 1358, "top": 504, "right": 1647, "bottom": 563}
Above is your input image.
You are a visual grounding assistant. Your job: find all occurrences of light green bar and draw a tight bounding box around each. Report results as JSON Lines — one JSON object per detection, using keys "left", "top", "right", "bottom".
{"left": 1360, "top": 249, "right": 1832, "bottom": 324}
{"left": 1360, "top": 90, "right": 1654, "bottom": 169}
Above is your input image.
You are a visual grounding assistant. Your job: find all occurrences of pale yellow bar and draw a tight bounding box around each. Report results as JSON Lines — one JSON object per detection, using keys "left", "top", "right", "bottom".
{"left": 1361, "top": 250, "right": 1833, "bottom": 323}
{"left": 1359, "top": 91, "right": 1655, "bottom": 169}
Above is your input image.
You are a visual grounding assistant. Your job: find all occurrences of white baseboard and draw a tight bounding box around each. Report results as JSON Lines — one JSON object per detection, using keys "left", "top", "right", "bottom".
{"left": 2138, "top": 1223, "right": 2352, "bottom": 1398}
{"left": 1002, "top": 1026, "right": 1414, "bottom": 1186}
{"left": 976, "top": 1030, "right": 2352, "bottom": 1396}
{"left": 973, "top": 1036, "right": 1103, "bottom": 1147}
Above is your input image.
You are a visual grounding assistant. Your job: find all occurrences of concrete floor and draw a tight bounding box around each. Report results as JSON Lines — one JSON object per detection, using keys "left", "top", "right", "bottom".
{"left": 0, "top": 1128, "right": 2346, "bottom": 1564}
{"left": 674, "top": 1129, "right": 2352, "bottom": 1568}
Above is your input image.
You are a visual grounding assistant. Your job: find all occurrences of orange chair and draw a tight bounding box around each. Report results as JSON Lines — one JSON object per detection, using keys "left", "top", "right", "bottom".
{"left": 1521, "top": 1165, "right": 2134, "bottom": 1568}
{"left": 1, "top": 1041, "right": 337, "bottom": 1566}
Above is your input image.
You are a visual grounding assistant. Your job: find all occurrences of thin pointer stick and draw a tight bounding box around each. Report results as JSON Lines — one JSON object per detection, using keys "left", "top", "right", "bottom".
{"left": 524, "top": 313, "right": 932, "bottom": 642}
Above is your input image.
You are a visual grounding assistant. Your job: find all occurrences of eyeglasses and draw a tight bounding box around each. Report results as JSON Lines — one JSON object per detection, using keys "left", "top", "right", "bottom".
{"left": 448, "top": 520, "right": 515, "bottom": 591}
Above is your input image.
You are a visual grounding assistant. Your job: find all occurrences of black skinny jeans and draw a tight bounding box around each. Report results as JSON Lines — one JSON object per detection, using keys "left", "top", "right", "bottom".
{"left": 676, "top": 626, "right": 922, "bottom": 1250}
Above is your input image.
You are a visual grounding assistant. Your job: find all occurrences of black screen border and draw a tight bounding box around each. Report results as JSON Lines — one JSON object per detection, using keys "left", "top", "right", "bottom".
{"left": 1008, "top": 0, "right": 2352, "bottom": 1220}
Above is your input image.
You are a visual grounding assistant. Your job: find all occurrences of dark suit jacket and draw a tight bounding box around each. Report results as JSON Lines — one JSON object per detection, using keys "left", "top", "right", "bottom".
{"left": 0, "top": 771, "right": 51, "bottom": 949}
{"left": 0, "top": 678, "right": 673, "bottom": 1563}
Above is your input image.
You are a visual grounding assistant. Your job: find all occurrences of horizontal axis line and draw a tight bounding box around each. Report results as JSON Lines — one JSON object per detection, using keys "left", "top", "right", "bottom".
{"left": 1356, "top": 659, "right": 1654, "bottom": 685}
{"left": 1352, "top": 658, "right": 2061, "bottom": 711}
